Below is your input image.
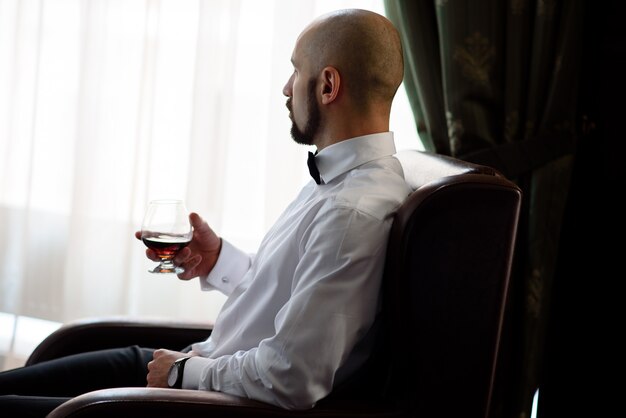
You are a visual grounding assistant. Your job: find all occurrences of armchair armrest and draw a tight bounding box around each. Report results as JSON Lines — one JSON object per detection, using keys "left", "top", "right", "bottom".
{"left": 47, "top": 388, "right": 281, "bottom": 418}
{"left": 26, "top": 317, "right": 213, "bottom": 366}
{"left": 47, "top": 387, "right": 401, "bottom": 418}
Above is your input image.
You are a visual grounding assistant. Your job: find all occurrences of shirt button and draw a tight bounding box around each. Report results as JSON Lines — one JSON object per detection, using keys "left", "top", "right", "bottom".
{"left": 222, "top": 276, "right": 229, "bottom": 283}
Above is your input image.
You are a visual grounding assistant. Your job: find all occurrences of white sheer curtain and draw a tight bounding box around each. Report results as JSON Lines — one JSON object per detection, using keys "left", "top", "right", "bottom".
{"left": 0, "top": 0, "right": 419, "bottom": 326}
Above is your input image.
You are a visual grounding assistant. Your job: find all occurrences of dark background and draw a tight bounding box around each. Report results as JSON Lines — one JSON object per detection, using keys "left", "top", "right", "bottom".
{"left": 539, "top": 2, "right": 624, "bottom": 416}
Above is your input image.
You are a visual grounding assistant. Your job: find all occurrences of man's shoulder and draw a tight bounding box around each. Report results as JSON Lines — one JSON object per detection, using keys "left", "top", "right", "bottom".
{"left": 330, "top": 156, "right": 411, "bottom": 221}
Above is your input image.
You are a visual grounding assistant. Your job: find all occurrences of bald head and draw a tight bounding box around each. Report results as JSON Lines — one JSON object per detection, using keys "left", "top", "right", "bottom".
{"left": 299, "top": 9, "right": 404, "bottom": 109}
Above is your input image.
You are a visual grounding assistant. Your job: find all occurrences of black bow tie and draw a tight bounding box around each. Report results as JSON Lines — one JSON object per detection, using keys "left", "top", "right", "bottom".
{"left": 307, "top": 151, "right": 321, "bottom": 185}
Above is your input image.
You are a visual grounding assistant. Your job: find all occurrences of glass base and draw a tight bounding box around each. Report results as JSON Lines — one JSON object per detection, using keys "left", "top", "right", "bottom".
{"left": 149, "top": 263, "right": 184, "bottom": 274}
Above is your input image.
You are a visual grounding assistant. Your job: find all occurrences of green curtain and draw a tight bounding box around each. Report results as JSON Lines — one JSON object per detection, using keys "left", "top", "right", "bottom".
{"left": 384, "top": 1, "right": 582, "bottom": 417}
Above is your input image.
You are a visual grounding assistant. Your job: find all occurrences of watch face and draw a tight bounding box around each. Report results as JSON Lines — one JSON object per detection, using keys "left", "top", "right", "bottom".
{"left": 167, "top": 364, "right": 179, "bottom": 388}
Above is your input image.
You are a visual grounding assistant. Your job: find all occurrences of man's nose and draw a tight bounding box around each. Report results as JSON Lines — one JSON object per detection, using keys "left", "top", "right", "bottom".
{"left": 283, "top": 73, "right": 294, "bottom": 97}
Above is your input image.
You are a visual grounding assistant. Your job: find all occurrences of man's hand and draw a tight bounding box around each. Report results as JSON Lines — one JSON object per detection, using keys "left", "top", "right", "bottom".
{"left": 136, "top": 212, "right": 222, "bottom": 280}
{"left": 146, "top": 349, "right": 196, "bottom": 388}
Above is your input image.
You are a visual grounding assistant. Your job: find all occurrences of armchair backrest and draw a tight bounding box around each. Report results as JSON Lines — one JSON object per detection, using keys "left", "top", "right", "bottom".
{"left": 381, "top": 150, "right": 521, "bottom": 418}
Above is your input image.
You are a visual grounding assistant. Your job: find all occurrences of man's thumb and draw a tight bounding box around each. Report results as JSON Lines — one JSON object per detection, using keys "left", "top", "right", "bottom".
{"left": 189, "top": 212, "right": 212, "bottom": 236}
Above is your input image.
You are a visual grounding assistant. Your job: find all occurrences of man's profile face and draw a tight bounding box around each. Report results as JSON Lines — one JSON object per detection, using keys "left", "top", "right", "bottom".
{"left": 287, "top": 79, "right": 320, "bottom": 146}
{"left": 283, "top": 30, "right": 322, "bottom": 147}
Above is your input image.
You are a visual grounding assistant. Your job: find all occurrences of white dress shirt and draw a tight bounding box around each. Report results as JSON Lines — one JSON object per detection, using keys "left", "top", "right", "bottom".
{"left": 182, "top": 132, "right": 411, "bottom": 409}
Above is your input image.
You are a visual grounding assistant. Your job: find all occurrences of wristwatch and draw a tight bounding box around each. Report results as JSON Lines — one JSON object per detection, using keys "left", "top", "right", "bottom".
{"left": 167, "top": 356, "right": 191, "bottom": 389}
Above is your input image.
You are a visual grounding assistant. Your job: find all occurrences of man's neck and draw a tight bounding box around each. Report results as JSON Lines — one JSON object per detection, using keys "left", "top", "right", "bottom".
{"left": 313, "top": 100, "right": 392, "bottom": 151}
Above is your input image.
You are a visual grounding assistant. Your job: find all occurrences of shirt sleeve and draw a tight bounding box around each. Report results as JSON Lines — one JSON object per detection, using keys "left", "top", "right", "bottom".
{"left": 198, "top": 238, "right": 253, "bottom": 295}
{"left": 183, "top": 207, "right": 392, "bottom": 409}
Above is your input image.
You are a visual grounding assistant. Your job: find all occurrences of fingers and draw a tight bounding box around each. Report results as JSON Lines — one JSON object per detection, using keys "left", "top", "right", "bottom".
{"left": 173, "top": 247, "right": 201, "bottom": 280}
{"left": 138, "top": 229, "right": 158, "bottom": 260}
{"left": 176, "top": 255, "right": 202, "bottom": 280}
{"left": 145, "top": 248, "right": 159, "bottom": 262}
{"left": 141, "top": 246, "right": 198, "bottom": 276}
{"left": 147, "top": 349, "right": 181, "bottom": 388}
{"left": 152, "top": 348, "right": 166, "bottom": 359}
{"left": 173, "top": 247, "right": 192, "bottom": 264}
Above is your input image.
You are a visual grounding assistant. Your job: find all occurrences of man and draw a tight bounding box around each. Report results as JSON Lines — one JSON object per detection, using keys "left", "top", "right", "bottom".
{"left": 0, "top": 8, "right": 409, "bottom": 414}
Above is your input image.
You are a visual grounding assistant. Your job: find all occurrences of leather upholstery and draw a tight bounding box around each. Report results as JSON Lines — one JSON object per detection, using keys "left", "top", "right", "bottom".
{"left": 26, "top": 317, "right": 213, "bottom": 366}
{"left": 28, "top": 150, "right": 521, "bottom": 418}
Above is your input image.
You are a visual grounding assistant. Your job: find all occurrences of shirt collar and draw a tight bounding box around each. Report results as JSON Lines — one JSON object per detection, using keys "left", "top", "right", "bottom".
{"left": 314, "top": 132, "right": 397, "bottom": 184}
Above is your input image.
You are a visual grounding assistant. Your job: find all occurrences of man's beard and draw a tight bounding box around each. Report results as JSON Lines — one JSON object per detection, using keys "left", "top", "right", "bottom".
{"left": 288, "top": 79, "right": 321, "bottom": 146}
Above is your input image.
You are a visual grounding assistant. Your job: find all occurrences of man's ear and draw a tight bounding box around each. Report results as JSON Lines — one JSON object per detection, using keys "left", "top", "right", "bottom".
{"left": 320, "top": 66, "right": 340, "bottom": 105}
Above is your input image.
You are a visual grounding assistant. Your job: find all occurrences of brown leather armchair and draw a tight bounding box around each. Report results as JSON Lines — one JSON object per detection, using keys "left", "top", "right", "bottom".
{"left": 27, "top": 150, "right": 521, "bottom": 418}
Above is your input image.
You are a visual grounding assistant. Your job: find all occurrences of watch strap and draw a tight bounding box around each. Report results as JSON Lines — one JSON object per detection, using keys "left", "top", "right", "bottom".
{"left": 170, "top": 356, "right": 191, "bottom": 389}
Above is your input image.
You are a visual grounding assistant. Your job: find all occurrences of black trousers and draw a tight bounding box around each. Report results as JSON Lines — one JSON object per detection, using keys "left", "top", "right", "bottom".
{"left": 0, "top": 346, "right": 155, "bottom": 417}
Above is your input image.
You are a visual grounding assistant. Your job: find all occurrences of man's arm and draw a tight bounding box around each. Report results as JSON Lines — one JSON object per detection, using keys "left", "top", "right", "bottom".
{"left": 181, "top": 207, "right": 391, "bottom": 409}
{"left": 136, "top": 212, "right": 252, "bottom": 294}
{"left": 139, "top": 212, "right": 252, "bottom": 386}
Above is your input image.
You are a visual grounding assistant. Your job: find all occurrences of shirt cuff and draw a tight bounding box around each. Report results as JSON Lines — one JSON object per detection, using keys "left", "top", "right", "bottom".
{"left": 181, "top": 356, "right": 214, "bottom": 390}
{"left": 199, "top": 238, "right": 252, "bottom": 295}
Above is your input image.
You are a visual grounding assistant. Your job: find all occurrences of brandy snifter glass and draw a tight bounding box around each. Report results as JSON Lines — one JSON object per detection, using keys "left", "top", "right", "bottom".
{"left": 141, "top": 199, "right": 192, "bottom": 274}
